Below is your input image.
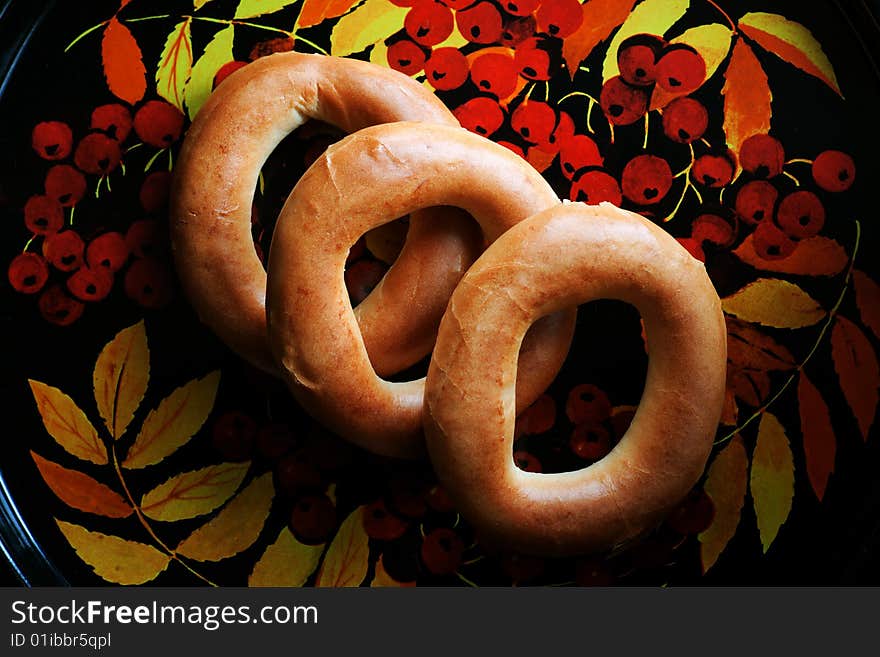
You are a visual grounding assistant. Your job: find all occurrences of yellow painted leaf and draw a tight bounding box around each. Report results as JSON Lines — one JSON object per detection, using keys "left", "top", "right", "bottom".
{"left": 93, "top": 321, "right": 149, "bottom": 441}
{"left": 234, "top": 0, "right": 298, "bottom": 19}
{"left": 315, "top": 506, "right": 369, "bottom": 587}
{"left": 330, "top": 0, "right": 408, "bottom": 57}
{"left": 371, "top": 555, "right": 415, "bottom": 587}
{"left": 739, "top": 12, "right": 841, "bottom": 96}
{"left": 56, "top": 520, "right": 170, "bottom": 585}
{"left": 602, "top": 0, "right": 689, "bottom": 83}
{"left": 563, "top": 0, "right": 636, "bottom": 78}
{"left": 750, "top": 413, "right": 794, "bottom": 553}
{"left": 733, "top": 235, "right": 849, "bottom": 278}
{"left": 176, "top": 473, "right": 274, "bottom": 562}
{"left": 650, "top": 23, "right": 733, "bottom": 109}
{"left": 32, "top": 452, "right": 131, "bottom": 518}
{"left": 29, "top": 380, "right": 106, "bottom": 465}
{"left": 722, "top": 39, "right": 772, "bottom": 160}
{"left": 369, "top": 40, "right": 388, "bottom": 68}
{"left": 123, "top": 371, "right": 220, "bottom": 469}
{"left": 699, "top": 436, "right": 748, "bottom": 573}
{"left": 185, "top": 25, "right": 235, "bottom": 121}
{"left": 722, "top": 278, "right": 825, "bottom": 329}
{"left": 249, "top": 527, "right": 324, "bottom": 587}
{"left": 141, "top": 462, "right": 248, "bottom": 522}
{"left": 194, "top": 0, "right": 215, "bottom": 9}
{"left": 298, "top": 0, "right": 364, "bottom": 28}
{"left": 156, "top": 19, "right": 193, "bottom": 112}
{"left": 101, "top": 18, "right": 146, "bottom": 105}
{"left": 436, "top": 25, "right": 468, "bottom": 50}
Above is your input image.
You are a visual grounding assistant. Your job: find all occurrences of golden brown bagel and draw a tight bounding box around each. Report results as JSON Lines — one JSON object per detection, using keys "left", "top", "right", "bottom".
{"left": 424, "top": 202, "right": 727, "bottom": 556}
{"left": 266, "top": 122, "right": 576, "bottom": 459}
{"left": 170, "top": 52, "right": 480, "bottom": 375}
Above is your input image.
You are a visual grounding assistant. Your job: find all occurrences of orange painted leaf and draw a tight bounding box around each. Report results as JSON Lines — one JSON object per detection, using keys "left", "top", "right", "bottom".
{"left": 739, "top": 12, "right": 841, "bottom": 96}
{"left": 726, "top": 318, "right": 796, "bottom": 372}
{"left": 371, "top": 555, "right": 416, "bottom": 587}
{"left": 315, "top": 506, "right": 369, "bottom": 587}
{"left": 93, "top": 321, "right": 149, "bottom": 440}
{"left": 330, "top": 0, "right": 408, "bottom": 57}
{"left": 722, "top": 39, "right": 772, "bottom": 159}
{"left": 831, "top": 316, "right": 880, "bottom": 441}
{"left": 797, "top": 374, "right": 835, "bottom": 501}
{"left": 31, "top": 452, "right": 131, "bottom": 518}
{"left": 699, "top": 435, "right": 748, "bottom": 573}
{"left": 723, "top": 278, "right": 825, "bottom": 329}
{"left": 56, "top": 520, "right": 170, "bottom": 585}
{"left": 750, "top": 412, "right": 794, "bottom": 553}
{"left": 140, "top": 462, "right": 248, "bottom": 522}
{"left": 733, "top": 234, "right": 849, "bottom": 278}
{"left": 122, "top": 371, "right": 220, "bottom": 469}
{"left": 29, "top": 380, "right": 106, "bottom": 465}
{"left": 298, "top": 0, "right": 363, "bottom": 28}
{"left": 101, "top": 18, "right": 146, "bottom": 105}
{"left": 249, "top": 527, "right": 324, "bottom": 587}
{"left": 176, "top": 473, "right": 274, "bottom": 562}
{"left": 562, "top": 0, "right": 636, "bottom": 78}
{"left": 156, "top": 19, "right": 193, "bottom": 112}
{"left": 853, "top": 271, "right": 880, "bottom": 341}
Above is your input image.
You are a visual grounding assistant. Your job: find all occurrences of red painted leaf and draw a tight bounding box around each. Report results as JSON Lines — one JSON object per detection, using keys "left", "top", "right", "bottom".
{"left": 797, "top": 373, "right": 835, "bottom": 501}
{"left": 726, "top": 318, "right": 796, "bottom": 372}
{"left": 722, "top": 39, "right": 772, "bottom": 160}
{"left": 854, "top": 271, "right": 880, "bottom": 341}
{"left": 298, "top": 0, "right": 362, "bottom": 28}
{"left": 733, "top": 235, "right": 849, "bottom": 278}
{"left": 562, "top": 0, "right": 636, "bottom": 78}
{"left": 101, "top": 18, "right": 146, "bottom": 105}
{"left": 31, "top": 452, "right": 132, "bottom": 518}
{"left": 831, "top": 316, "right": 880, "bottom": 441}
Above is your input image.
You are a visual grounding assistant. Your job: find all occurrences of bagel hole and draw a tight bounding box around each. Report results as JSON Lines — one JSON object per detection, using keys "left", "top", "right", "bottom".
{"left": 512, "top": 300, "right": 647, "bottom": 474}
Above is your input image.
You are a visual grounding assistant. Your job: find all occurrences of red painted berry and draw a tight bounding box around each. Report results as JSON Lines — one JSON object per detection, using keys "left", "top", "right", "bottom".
{"left": 666, "top": 488, "right": 715, "bottom": 534}
{"left": 133, "top": 101, "right": 184, "bottom": 148}
{"left": 211, "top": 411, "right": 257, "bottom": 461}
{"left": 213, "top": 60, "right": 248, "bottom": 88}
{"left": 249, "top": 37, "right": 295, "bottom": 60}
{"left": 24, "top": 195, "right": 64, "bottom": 235}
{"left": 44, "top": 165, "right": 86, "bottom": 207}
{"left": 42, "top": 230, "right": 84, "bottom": 272}
{"left": 66, "top": 266, "right": 113, "bottom": 303}
{"left": 548, "top": 110, "right": 575, "bottom": 150}
{"left": 692, "top": 152, "right": 735, "bottom": 188}
{"left": 405, "top": 2, "right": 454, "bottom": 47}
{"left": 390, "top": 475, "right": 429, "bottom": 518}
{"left": 812, "top": 150, "right": 856, "bottom": 192}
{"left": 256, "top": 423, "right": 297, "bottom": 461}
{"left": 86, "top": 232, "right": 129, "bottom": 272}
{"left": 74, "top": 132, "right": 122, "bottom": 175}
{"left": 8, "top": 253, "right": 49, "bottom": 294}
{"left": 290, "top": 494, "right": 337, "bottom": 544}
{"left": 38, "top": 285, "right": 84, "bottom": 326}
{"left": 439, "top": 0, "right": 478, "bottom": 8}
{"left": 692, "top": 213, "right": 736, "bottom": 248}
{"left": 515, "top": 393, "right": 556, "bottom": 436}
{"left": 514, "top": 38, "right": 552, "bottom": 81}
{"left": 502, "top": 0, "right": 540, "bottom": 16}
{"left": 752, "top": 220, "right": 797, "bottom": 260}
{"left": 511, "top": 100, "right": 555, "bottom": 144}
{"left": 32, "top": 121, "right": 73, "bottom": 161}
{"left": 622, "top": 154, "right": 673, "bottom": 205}
{"left": 90, "top": 104, "right": 132, "bottom": 142}
{"left": 139, "top": 171, "right": 172, "bottom": 214}
{"left": 426, "top": 483, "right": 457, "bottom": 513}
{"left": 600, "top": 76, "right": 649, "bottom": 126}
{"left": 735, "top": 180, "right": 778, "bottom": 224}
{"left": 363, "top": 499, "right": 408, "bottom": 540}
{"left": 123, "top": 258, "right": 173, "bottom": 308}
{"left": 497, "top": 140, "right": 526, "bottom": 158}
{"left": 125, "top": 219, "right": 163, "bottom": 258}
{"left": 453, "top": 96, "right": 504, "bottom": 137}
{"left": 661, "top": 97, "right": 708, "bottom": 144}
{"left": 740, "top": 134, "right": 785, "bottom": 179}
{"left": 424, "top": 47, "right": 469, "bottom": 90}
{"left": 500, "top": 552, "right": 545, "bottom": 584}
{"left": 535, "top": 0, "right": 583, "bottom": 37}
{"left": 470, "top": 52, "right": 518, "bottom": 98}
{"left": 559, "top": 134, "right": 602, "bottom": 179}
{"left": 345, "top": 259, "right": 387, "bottom": 306}
{"left": 500, "top": 15, "right": 537, "bottom": 47}
{"left": 610, "top": 407, "right": 636, "bottom": 439}
{"left": 387, "top": 39, "right": 428, "bottom": 75}
{"left": 776, "top": 190, "right": 825, "bottom": 239}
{"left": 275, "top": 450, "right": 324, "bottom": 494}
{"left": 655, "top": 45, "right": 706, "bottom": 94}
{"left": 617, "top": 34, "right": 666, "bottom": 87}
{"left": 566, "top": 383, "right": 612, "bottom": 424}
{"left": 570, "top": 423, "right": 612, "bottom": 461}
{"left": 457, "top": 2, "right": 503, "bottom": 44}
{"left": 421, "top": 528, "right": 465, "bottom": 575}
{"left": 570, "top": 169, "right": 622, "bottom": 206}
{"left": 513, "top": 450, "right": 542, "bottom": 473}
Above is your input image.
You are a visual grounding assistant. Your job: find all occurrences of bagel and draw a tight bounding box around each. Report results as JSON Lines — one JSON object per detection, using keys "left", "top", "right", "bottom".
{"left": 170, "top": 52, "right": 480, "bottom": 376}
{"left": 265, "top": 122, "right": 576, "bottom": 459}
{"left": 424, "top": 202, "right": 727, "bottom": 556}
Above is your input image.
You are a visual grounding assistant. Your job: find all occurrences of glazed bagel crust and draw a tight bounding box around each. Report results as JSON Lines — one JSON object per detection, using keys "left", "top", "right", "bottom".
{"left": 424, "top": 202, "right": 727, "bottom": 557}
{"left": 171, "top": 52, "right": 480, "bottom": 375}
{"left": 266, "top": 122, "right": 576, "bottom": 459}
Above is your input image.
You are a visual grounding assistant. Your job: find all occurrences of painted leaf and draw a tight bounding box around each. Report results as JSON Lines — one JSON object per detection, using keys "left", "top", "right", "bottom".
{"left": 249, "top": 527, "right": 324, "bottom": 587}
{"left": 31, "top": 452, "right": 131, "bottom": 518}
{"left": 739, "top": 12, "right": 841, "bottom": 96}
{"left": 699, "top": 436, "right": 748, "bottom": 573}
{"left": 194, "top": 0, "right": 215, "bottom": 8}
{"left": 650, "top": 23, "right": 734, "bottom": 109}
{"left": 436, "top": 26, "right": 468, "bottom": 50}
{"left": 101, "top": 18, "right": 146, "bottom": 105}
{"left": 123, "top": 371, "right": 221, "bottom": 469}
{"left": 731, "top": 369, "right": 770, "bottom": 408}
{"left": 298, "top": 0, "right": 363, "bottom": 28}
{"left": 722, "top": 278, "right": 825, "bottom": 329}
{"left": 602, "top": 0, "right": 689, "bottom": 83}
{"left": 798, "top": 374, "right": 835, "bottom": 501}
{"left": 56, "top": 520, "right": 170, "bottom": 585}
{"left": 330, "top": 0, "right": 408, "bottom": 57}
{"left": 733, "top": 235, "right": 849, "bottom": 278}
{"left": 750, "top": 413, "right": 795, "bottom": 553}
{"left": 185, "top": 25, "right": 234, "bottom": 121}
{"left": 315, "top": 506, "right": 369, "bottom": 587}
{"left": 831, "top": 316, "right": 880, "bottom": 441}
{"left": 156, "top": 19, "right": 193, "bottom": 112}
{"left": 562, "top": 0, "right": 636, "bottom": 78}
{"left": 176, "top": 473, "right": 274, "bottom": 562}
{"left": 29, "top": 380, "right": 106, "bottom": 465}
{"left": 140, "top": 462, "right": 248, "bottom": 522}
{"left": 853, "top": 271, "right": 880, "bottom": 341}
{"left": 370, "top": 40, "right": 388, "bottom": 68}
{"left": 364, "top": 220, "right": 407, "bottom": 265}
{"left": 234, "top": 0, "right": 298, "bottom": 19}
{"left": 726, "top": 318, "right": 796, "bottom": 372}
{"left": 722, "top": 39, "right": 772, "bottom": 160}
{"left": 371, "top": 555, "right": 415, "bottom": 587}
{"left": 93, "top": 321, "right": 149, "bottom": 441}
